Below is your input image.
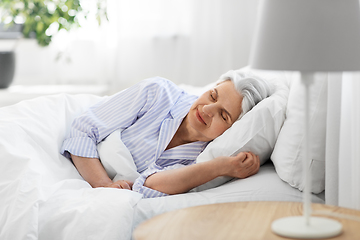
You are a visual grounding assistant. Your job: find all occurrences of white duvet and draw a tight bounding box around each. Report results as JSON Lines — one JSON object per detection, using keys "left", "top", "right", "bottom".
{"left": 0, "top": 93, "right": 324, "bottom": 240}
{"left": 0, "top": 94, "right": 142, "bottom": 240}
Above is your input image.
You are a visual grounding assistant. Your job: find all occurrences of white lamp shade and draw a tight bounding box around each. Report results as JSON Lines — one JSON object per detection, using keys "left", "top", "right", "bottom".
{"left": 250, "top": 0, "right": 360, "bottom": 72}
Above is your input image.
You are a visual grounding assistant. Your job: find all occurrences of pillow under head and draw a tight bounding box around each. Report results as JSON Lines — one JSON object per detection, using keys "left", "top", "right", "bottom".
{"left": 193, "top": 69, "right": 290, "bottom": 191}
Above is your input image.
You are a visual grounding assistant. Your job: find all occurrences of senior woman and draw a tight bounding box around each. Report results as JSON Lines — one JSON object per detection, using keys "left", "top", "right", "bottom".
{"left": 61, "top": 70, "right": 273, "bottom": 198}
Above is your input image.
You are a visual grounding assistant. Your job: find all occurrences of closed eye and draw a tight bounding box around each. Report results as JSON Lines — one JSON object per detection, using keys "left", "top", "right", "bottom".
{"left": 211, "top": 88, "right": 232, "bottom": 123}
{"left": 210, "top": 90, "right": 216, "bottom": 101}
{"left": 221, "top": 112, "right": 227, "bottom": 121}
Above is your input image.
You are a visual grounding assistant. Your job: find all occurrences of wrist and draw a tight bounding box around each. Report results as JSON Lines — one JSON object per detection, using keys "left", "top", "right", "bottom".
{"left": 91, "top": 178, "right": 113, "bottom": 188}
{"left": 212, "top": 156, "right": 231, "bottom": 177}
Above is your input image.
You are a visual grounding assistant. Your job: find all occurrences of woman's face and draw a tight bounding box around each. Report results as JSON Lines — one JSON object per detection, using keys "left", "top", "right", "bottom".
{"left": 187, "top": 80, "right": 242, "bottom": 142}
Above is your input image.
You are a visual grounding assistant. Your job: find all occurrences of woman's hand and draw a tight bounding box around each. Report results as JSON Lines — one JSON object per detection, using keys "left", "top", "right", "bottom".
{"left": 71, "top": 154, "right": 134, "bottom": 190}
{"left": 105, "top": 180, "right": 133, "bottom": 190}
{"left": 224, "top": 152, "right": 260, "bottom": 179}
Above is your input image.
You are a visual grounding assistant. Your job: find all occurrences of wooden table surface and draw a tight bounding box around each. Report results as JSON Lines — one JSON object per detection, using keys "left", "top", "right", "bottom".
{"left": 133, "top": 201, "right": 360, "bottom": 240}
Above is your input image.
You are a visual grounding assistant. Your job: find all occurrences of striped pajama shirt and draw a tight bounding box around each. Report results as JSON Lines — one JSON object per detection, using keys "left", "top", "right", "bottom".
{"left": 61, "top": 77, "right": 208, "bottom": 198}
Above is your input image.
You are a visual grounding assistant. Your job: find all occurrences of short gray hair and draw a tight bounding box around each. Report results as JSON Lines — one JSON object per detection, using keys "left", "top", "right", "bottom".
{"left": 217, "top": 70, "right": 274, "bottom": 120}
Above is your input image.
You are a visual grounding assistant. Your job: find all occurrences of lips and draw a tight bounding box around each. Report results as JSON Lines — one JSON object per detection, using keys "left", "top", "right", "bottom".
{"left": 196, "top": 108, "right": 206, "bottom": 125}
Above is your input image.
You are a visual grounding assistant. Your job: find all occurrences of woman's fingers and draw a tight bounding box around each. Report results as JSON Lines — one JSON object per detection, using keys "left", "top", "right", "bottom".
{"left": 233, "top": 151, "right": 260, "bottom": 178}
{"left": 118, "top": 181, "right": 130, "bottom": 190}
{"left": 117, "top": 180, "right": 133, "bottom": 190}
{"left": 247, "top": 154, "right": 260, "bottom": 175}
{"left": 107, "top": 180, "right": 133, "bottom": 190}
{"left": 242, "top": 152, "right": 256, "bottom": 167}
{"left": 237, "top": 152, "right": 247, "bottom": 162}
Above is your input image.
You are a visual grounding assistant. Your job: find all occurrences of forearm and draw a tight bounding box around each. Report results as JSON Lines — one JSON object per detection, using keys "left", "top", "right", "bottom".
{"left": 144, "top": 158, "right": 227, "bottom": 195}
{"left": 71, "top": 154, "right": 113, "bottom": 188}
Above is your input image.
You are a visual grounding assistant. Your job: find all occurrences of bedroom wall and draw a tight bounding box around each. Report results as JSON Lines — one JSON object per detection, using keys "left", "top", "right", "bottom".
{"left": 5, "top": 0, "right": 260, "bottom": 94}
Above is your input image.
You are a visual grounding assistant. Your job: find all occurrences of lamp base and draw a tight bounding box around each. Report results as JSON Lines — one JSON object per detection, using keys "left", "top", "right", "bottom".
{"left": 271, "top": 216, "right": 342, "bottom": 239}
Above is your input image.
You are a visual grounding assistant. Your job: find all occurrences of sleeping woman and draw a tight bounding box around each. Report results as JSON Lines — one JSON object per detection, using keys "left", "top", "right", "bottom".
{"left": 60, "top": 70, "right": 273, "bottom": 198}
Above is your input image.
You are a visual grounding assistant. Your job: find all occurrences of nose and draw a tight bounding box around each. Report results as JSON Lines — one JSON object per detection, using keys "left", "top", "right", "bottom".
{"left": 202, "top": 103, "right": 216, "bottom": 117}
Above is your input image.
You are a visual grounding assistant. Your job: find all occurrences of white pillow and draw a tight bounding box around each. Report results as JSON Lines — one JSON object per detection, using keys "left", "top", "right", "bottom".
{"left": 194, "top": 70, "right": 289, "bottom": 192}
{"left": 97, "top": 129, "right": 140, "bottom": 182}
{"left": 271, "top": 72, "right": 328, "bottom": 194}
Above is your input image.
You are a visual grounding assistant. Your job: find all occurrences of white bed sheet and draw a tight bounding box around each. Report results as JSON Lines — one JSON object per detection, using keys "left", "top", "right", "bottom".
{"left": 132, "top": 162, "right": 324, "bottom": 232}
{"left": 0, "top": 93, "right": 324, "bottom": 240}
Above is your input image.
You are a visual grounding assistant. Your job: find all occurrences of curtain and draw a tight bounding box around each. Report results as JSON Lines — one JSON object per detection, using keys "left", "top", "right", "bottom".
{"left": 108, "top": 0, "right": 259, "bottom": 93}
{"left": 11, "top": 0, "right": 259, "bottom": 89}
{"left": 326, "top": 72, "right": 360, "bottom": 210}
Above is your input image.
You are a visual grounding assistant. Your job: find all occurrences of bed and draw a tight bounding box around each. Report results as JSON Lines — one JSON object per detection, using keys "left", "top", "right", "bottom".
{"left": 0, "top": 67, "right": 327, "bottom": 240}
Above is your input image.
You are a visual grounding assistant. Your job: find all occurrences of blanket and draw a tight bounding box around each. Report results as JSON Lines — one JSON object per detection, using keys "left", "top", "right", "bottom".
{"left": 0, "top": 94, "right": 142, "bottom": 240}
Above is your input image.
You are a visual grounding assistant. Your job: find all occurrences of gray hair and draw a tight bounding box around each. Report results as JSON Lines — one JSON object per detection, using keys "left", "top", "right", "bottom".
{"left": 217, "top": 70, "right": 274, "bottom": 120}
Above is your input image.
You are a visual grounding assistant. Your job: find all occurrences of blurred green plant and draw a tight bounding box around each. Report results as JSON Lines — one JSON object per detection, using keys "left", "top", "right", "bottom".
{"left": 0, "top": 0, "right": 107, "bottom": 46}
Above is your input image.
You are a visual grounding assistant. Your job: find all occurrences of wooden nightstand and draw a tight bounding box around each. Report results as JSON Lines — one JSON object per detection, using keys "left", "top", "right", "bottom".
{"left": 133, "top": 201, "right": 360, "bottom": 240}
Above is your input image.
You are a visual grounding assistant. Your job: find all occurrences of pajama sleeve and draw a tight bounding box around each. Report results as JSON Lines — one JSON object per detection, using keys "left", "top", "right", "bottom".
{"left": 132, "top": 163, "right": 189, "bottom": 198}
{"left": 61, "top": 78, "right": 170, "bottom": 159}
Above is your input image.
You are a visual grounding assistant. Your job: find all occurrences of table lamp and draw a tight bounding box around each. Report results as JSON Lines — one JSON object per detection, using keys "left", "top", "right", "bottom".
{"left": 249, "top": 0, "right": 360, "bottom": 238}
